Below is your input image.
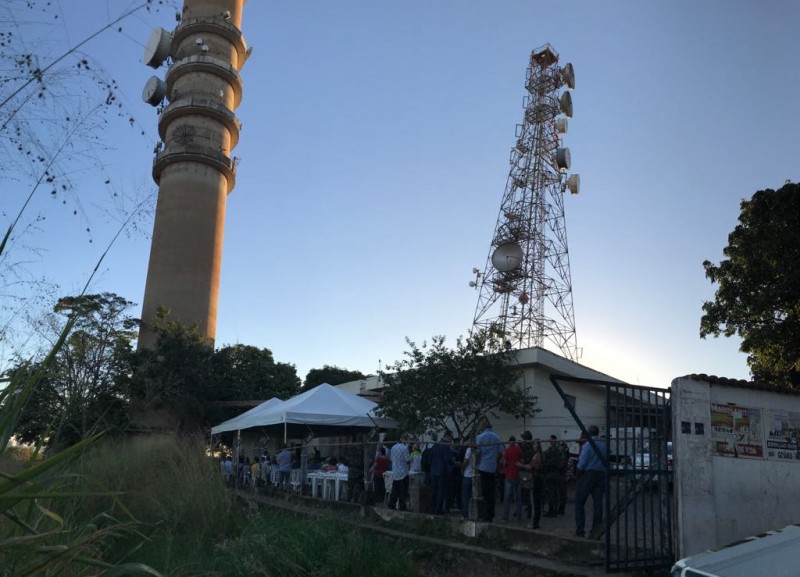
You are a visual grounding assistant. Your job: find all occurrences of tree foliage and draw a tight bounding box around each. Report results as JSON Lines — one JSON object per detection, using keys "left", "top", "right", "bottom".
{"left": 376, "top": 331, "right": 536, "bottom": 438}
{"left": 208, "top": 344, "right": 301, "bottom": 424}
{"left": 125, "top": 309, "right": 301, "bottom": 433}
{"left": 701, "top": 182, "right": 800, "bottom": 387}
{"left": 13, "top": 292, "right": 137, "bottom": 447}
{"left": 303, "top": 365, "right": 366, "bottom": 389}
{"left": 123, "top": 308, "right": 214, "bottom": 434}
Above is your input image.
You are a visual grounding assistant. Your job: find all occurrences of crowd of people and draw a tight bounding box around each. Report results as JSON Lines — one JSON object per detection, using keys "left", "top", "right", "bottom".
{"left": 380, "top": 420, "right": 607, "bottom": 538}
{"left": 218, "top": 421, "right": 608, "bottom": 539}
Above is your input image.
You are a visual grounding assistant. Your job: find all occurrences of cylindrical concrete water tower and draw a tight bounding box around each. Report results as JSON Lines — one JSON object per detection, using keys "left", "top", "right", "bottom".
{"left": 138, "top": 0, "right": 248, "bottom": 349}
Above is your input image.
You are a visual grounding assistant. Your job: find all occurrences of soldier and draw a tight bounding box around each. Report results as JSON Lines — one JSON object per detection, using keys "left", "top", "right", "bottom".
{"left": 558, "top": 440, "right": 570, "bottom": 514}
{"left": 344, "top": 434, "right": 366, "bottom": 504}
{"left": 542, "top": 434, "right": 566, "bottom": 517}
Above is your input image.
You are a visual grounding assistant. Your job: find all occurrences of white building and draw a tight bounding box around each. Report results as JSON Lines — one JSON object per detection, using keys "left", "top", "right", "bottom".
{"left": 337, "top": 346, "right": 630, "bottom": 449}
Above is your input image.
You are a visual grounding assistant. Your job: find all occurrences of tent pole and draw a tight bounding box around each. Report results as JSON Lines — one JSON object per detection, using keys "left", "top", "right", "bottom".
{"left": 283, "top": 414, "right": 287, "bottom": 444}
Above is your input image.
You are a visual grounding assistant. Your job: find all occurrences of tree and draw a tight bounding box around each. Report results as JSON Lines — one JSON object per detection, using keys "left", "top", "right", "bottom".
{"left": 304, "top": 365, "right": 366, "bottom": 389}
{"left": 123, "top": 308, "right": 215, "bottom": 434}
{"left": 207, "top": 344, "right": 301, "bottom": 424}
{"left": 376, "top": 331, "right": 537, "bottom": 439}
{"left": 124, "top": 310, "right": 302, "bottom": 433}
{"left": 701, "top": 182, "right": 800, "bottom": 387}
{"left": 13, "top": 292, "right": 138, "bottom": 447}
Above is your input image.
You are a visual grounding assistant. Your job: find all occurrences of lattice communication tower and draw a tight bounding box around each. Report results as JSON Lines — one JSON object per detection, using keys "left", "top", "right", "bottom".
{"left": 471, "top": 44, "right": 580, "bottom": 360}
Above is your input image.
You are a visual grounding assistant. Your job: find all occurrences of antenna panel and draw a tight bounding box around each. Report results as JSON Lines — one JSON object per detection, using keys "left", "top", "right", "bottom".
{"left": 142, "top": 76, "right": 167, "bottom": 106}
{"left": 144, "top": 27, "right": 172, "bottom": 69}
{"left": 556, "top": 148, "right": 571, "bottom": 170}
{"left": 559, "top": 92, "right": 573, "bottom": 118}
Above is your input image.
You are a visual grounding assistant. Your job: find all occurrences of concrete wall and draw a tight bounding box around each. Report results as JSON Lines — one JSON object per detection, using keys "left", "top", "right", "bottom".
{"left": 672, "top": 376, "right": 800, "bottom": 558}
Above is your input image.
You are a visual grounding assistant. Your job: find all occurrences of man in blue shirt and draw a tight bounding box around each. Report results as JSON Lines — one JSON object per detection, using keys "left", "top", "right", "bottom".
{"left": 475, "top": 420, "right": 504, "bottom": 522}
{"left": 574, "top": 425, "right": 607, "bottom": 538}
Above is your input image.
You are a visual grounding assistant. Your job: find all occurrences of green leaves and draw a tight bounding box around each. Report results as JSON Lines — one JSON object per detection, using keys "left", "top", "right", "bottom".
{"left": 377, "top": 331, "right": 537, "bottom": 438}
{"left": 701, "top": 182, "right": 800, "bottom": 387}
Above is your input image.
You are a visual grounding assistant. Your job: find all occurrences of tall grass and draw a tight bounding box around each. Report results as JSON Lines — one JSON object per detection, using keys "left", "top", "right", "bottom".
{"left": 68, "top": 435, "right": 237, "bottom": 576}
{"left": 0, "top": 364, "right": 161, "bottom": 576}
{"left": 213, "top": 514, "right": 417, "bottom": 577}
{"left": 71, "top": 435, "right": 418, "bottom": 577}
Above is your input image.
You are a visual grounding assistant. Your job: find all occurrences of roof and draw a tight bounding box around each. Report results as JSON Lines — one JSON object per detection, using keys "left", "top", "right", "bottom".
{"left": 676, "top": 374, "right": 800, "bottom": 395}
{"left": 211, "top": 397, "right": 283, "bottom": 434}
{"left": 673, "top": 524, "right": 800, "bottom": 577}
{"left": 210, "top": 383, "right": 398, "bottom": 433}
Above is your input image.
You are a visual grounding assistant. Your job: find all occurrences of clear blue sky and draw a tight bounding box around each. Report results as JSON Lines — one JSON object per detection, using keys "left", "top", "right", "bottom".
{"left": 8, "top": 0, "right": 799, "bottom": 388}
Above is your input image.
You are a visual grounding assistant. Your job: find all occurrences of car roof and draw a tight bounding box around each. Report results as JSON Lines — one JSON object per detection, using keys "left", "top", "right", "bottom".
{"left": 674, "top": 525, "right": 800, "bottom": 577}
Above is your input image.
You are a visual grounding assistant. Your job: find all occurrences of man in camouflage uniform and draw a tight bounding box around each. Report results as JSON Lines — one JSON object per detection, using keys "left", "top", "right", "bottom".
{"left": 542, "top": 434, "right": 566, "bottom": 517}
{"left": 344, "top": 434, "right": 366, "bottom": 504}
{"left": 519, "top": 431, "right": 535, "bottom": 520}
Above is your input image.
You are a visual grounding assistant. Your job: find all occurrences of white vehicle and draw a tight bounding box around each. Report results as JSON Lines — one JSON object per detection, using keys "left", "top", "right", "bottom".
{"left": 633, "top": 440, "right": 673, "bottom": 483}
{"left": 671, "top": 524, "right": 800, "bottom": 577}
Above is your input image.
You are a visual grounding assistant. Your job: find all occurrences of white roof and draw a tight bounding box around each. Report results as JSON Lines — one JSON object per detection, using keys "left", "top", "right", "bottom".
{"left": 210, "top": 383, "right": 397, "bottom": 433}
{"left": 211, "top": 397, "right": 283, "bottom": 434}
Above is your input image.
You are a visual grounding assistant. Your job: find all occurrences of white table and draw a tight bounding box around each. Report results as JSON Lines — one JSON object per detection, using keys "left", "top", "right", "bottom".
{"left": 307, "top": 471, "right": 347, "bottom": 500}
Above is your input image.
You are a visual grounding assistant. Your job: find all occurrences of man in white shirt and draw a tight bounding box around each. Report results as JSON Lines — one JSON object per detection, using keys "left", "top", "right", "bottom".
{"left": 388, "top": 434, "right": 411, "bottom": 511}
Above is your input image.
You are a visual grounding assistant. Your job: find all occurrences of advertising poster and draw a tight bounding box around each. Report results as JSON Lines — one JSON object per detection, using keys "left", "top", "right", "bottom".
{"left": 710, "top": 403, "right": 763, "bottom": 458}
{"left": 765, "top": 409, "right": 800, "bottom": 462}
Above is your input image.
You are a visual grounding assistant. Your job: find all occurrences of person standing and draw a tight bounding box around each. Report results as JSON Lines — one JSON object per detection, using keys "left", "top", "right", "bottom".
{"left": 558, "top": 440, "right": 570, "bottom": 514}
{"left": 460, "top": 436, "right": 475, "bottom": 520}
{"left": 277, "top": 444, "right": 292, "bottom": 490}
{"left": 476, "top": 420, "right": 503, "bottom": 522}
{"left": 344, "top": 434, "right": 365, "bottom": 504}
{"left": 429, "top": 430, "right": 456, "bottom": 514}
{"left": 519, "top": 439, "right": 544, "bottom": 529}
{"left": 372, "top": 446, "right": 390, "bottom": 503}
{"left": 574, "top": 425, "right": 607, "bottom": 538}
{"left": 543, "top": 434, "right": 565, "bottom": 517}
{"left": 501, "top": 436, "right": 524, "bottom": 522}
{"left": 388, "top": 434, "right": 411, "bottom": 511}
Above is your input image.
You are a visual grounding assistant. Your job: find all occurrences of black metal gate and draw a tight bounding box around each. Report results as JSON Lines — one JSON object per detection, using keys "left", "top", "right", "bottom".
{"left": 551, "top": 376, "right": 674, "bottom": 573}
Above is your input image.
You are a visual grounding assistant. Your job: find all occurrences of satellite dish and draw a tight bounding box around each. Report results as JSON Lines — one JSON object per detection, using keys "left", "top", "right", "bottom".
{"left": 144, "top": 27, "right": 171, "bottom": 69}
{"left": 142, "top": 76, "right": 167, "bottom": 106}
{"left": 491, "top": 242, "right": 524, "bottom": 272}
{"left": 556, "top": 148, "right": 571, "bottom": 170}
{"left": 567, "top": 174, "right": 581, "bottom": 195}
{"left": 560, "top": 62, "right": 575, "bottom": 89}
{"left": 555, "top": 118, "right": 568, "bottom": 134}
{"left": 559, "top": 91, "right": 573, "bottom": 118}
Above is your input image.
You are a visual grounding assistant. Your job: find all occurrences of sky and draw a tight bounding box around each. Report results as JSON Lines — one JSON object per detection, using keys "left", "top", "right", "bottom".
{"left": 5, "top": 0, "right": 799, "bottom": 389}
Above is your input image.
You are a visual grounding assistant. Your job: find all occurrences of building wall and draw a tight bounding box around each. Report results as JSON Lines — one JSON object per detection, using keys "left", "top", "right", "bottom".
{"left": 335, "top": 348, "right": 621, "bottom": 452}
{"left": 672, "top": 376, "right": 800, "bottom": 558}
{"left": 490, "top": 368, "right": 608, "bottom": 452}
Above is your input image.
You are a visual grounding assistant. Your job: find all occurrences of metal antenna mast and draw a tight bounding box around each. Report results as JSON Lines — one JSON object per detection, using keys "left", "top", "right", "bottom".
{"left": 470, "top": 44, "right": 580, "bottom": 360}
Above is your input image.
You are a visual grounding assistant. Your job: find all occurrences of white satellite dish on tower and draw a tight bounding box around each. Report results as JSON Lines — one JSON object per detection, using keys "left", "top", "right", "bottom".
{"left": 555, "top": 118, "right": 568, "bottom": 134}
{"left": 142, "top": 76, "right": 167, "bottom": 106}
{"left": 560, "top": 62, "right": 575, "bottom": 89}
{"left": 556, "top": 148, "right": 571, "bottom": 170}
{"left": 567, "top": 174, "right": 580, "bottom": 195}
{"left": 491, "top": 242, "right": 524, "bottom": 272}
{"left": 144, "top": 27, "right": 171, "bottom": 68}
{"left": 559, "top": 92, "right": 573, "bottom": 118}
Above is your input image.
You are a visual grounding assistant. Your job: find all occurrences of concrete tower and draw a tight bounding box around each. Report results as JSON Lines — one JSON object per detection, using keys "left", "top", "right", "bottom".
{"left": 138, "top": 0, "right": 248, "bottom": 349}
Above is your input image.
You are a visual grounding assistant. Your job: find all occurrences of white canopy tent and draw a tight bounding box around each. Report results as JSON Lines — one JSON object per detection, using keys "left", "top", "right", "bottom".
{"left": 210, "top": 383, "right": 398, "bottom": 440}
{"left": 210, "top": 397, "right": 283, "bottom": 435}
